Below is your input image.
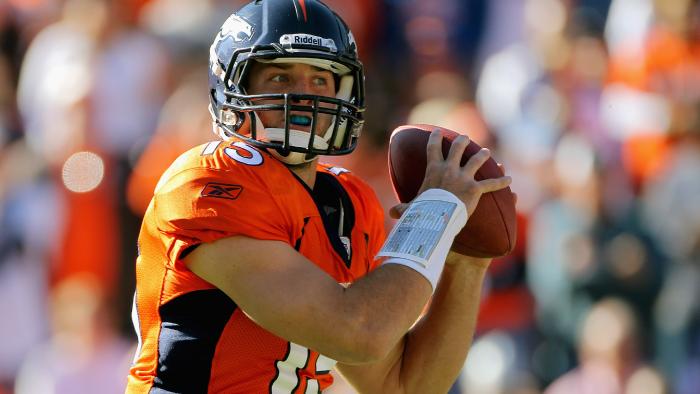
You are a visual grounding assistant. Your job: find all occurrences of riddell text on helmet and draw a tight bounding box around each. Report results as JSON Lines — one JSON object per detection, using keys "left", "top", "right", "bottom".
{"left": 295, "top": 35, "right": 321, "bottom": 44}
{"left": 280, "top": 34, "right": 337, "bottom": 51}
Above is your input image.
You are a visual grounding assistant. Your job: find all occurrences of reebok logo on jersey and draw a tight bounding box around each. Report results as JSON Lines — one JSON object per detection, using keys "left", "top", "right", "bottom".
{"left": 201, "top": 183, "right": 243, "bottom": 200}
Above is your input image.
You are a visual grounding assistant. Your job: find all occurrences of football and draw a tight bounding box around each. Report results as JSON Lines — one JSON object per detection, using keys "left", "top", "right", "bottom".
{"left": 388, "top": 124, "right": 517, "bottom": 258}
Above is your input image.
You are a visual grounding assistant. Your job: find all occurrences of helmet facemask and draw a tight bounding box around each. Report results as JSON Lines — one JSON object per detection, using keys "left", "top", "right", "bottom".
{"left": 212, "top": 44, "right": 364, "bottom": 165}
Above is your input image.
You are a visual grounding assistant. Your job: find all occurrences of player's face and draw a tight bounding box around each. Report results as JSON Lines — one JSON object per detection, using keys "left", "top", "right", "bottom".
{"left": 246, "top": 61, "right": 337, "bottom": 134}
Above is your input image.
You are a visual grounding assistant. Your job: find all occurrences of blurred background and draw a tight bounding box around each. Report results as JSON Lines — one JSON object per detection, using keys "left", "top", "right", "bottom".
{"left": 1, "top": 0, "right": 699, "bottom": 393}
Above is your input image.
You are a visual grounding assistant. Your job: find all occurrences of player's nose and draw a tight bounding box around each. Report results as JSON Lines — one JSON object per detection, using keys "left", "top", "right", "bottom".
{"left": 290, "top": 79, "right": 315, "bottom": 103}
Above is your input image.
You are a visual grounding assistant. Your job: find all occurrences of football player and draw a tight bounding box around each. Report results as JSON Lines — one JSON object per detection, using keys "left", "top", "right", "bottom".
{"left": 126, "top": 0, "right": 512, "bottom": 393}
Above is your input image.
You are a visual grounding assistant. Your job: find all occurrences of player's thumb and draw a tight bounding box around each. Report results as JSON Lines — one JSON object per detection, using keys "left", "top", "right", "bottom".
{"left": 389, "top": 203, "right": 410, "bottom": 219}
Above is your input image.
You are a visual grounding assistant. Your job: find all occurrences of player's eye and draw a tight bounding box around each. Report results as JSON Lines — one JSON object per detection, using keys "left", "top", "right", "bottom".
{"left": 270, "top": 74, "right": 289, "bottom": 83}
{"left": 312, "top": 76, "right": 330, "bottom": 86}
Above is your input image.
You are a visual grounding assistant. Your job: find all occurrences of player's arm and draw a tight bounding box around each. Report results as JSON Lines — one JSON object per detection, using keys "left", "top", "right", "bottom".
{"left": 335, "top": 131, "right": 512, "bottom": 392}
{"left": 185, "top": 234, "right": 432, "bottom": 363}
{"left": 185, "top": 131, "right": 508, "bottom": 367}
{"left": 335, "top": 252, "right": 491, "bottom": 393}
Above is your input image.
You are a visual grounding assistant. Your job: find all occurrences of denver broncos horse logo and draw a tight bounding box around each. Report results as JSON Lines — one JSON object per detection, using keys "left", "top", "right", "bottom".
{"left": 219, "top": 15, "right": 254, "bottom": 42}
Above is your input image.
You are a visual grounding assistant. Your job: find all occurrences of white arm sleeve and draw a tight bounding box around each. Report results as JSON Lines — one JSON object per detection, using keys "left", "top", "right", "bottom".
{"left": 378, "top": 189, "right": 468, "bottom": 290}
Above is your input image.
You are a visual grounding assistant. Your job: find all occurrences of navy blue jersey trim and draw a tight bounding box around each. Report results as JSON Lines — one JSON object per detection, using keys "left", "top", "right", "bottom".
{"left": 314, "top": 172, "right": 356, "bottom": 267}
{"left": 150, "top": 289, "right": 236, "bottom": 394}
{"left": 288, "top": 169, "right": 356, "bottom": 267}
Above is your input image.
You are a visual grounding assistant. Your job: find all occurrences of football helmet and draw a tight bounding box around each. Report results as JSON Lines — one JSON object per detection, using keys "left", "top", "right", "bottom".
{"left": 208, "top": 0, "right": 366, "bottom": 164}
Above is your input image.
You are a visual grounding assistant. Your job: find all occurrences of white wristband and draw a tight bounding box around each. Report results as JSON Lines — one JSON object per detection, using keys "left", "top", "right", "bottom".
{"left": 378, "top": 189, "right": 468, "bottom": 290}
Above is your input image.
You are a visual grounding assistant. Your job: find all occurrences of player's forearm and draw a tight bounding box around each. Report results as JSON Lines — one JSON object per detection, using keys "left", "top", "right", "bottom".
{"left": 186, "top": 236, "right": 433, "bottom": 365}
{"left": 398, "top": 254, "right": 489, "bottom": 393}
{"left": 337, "top": 263, "right": 433, "bottom": 363}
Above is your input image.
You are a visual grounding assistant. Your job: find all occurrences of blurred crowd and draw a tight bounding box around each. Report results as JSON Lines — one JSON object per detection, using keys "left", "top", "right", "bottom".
{"left": 1, "top": 0, "right": 699, "bottom": 393}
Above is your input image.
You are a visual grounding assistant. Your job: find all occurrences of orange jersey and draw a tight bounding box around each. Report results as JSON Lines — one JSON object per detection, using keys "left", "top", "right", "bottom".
{"left": 126, "top": 139, "right": 386, "bottom": 393}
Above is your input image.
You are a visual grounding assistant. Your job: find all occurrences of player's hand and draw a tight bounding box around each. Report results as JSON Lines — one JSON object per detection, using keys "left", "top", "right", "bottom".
{"left": 418, "top": 129, "right": 511, "bottom": 218}
{"left": 497, "top": 163, "right": 518, "bottom": 206}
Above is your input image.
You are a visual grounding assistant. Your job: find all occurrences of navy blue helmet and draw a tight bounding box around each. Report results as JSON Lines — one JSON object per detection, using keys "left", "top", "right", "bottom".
{"left": 208, "top": 0, "right": 365, "bottom": 164}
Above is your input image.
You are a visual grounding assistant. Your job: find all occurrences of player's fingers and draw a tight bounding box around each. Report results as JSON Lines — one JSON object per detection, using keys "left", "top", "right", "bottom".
{"left": 497, "top": 162, "right": 506, "bottom": 175}
{"left": 426, "top": 129, "right": 444, "bottom": 164}
{"left": 389, "top": 203, "right": 410, "bottom": 219}
{"left": 462, "top": 148, "right": 491, "bottom": 177}
{"left": 446, "top": 135, "right": 470, "bottom": 167}
{"left": 478, "top": 176, "right": 512, "bottom": 193}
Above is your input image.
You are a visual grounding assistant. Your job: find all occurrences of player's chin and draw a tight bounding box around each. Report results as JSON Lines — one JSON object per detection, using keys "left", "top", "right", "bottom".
{"left": 292, "top": 125, "right": 313, "bottom": 133}
{"left": 293, "top": 123, "right": 331, "bottom": 136}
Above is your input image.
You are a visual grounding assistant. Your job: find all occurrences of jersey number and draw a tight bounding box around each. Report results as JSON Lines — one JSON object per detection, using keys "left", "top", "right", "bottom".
{"left": 225, "top": 142, "right": 264, "bottom": 166}
{"left": 270, "top": 342, "right": 335, "bottom": 394}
